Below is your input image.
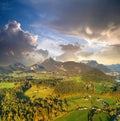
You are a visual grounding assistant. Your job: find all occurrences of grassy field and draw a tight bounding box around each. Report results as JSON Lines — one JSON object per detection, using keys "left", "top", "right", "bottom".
{"left": 64, "top": 93, "right": 117, "bottom": 111}
{"left": 66, "top": 76, "right": 83, "bottom": 82}
{"left": 0, "top": 82, "right": 15, "bottom": 89}
{"left": 54, "top": 108, "right": 113, "bottom": 121}
{"left": 94, "top": 82, "right": 114, "bottom": 94}
{"left": 66, "top": 95, "right": 92, "bottom": 110}
{"left": 25, "top": 85, "right": 54, "bottom": 98}
{"left": 9, "top": 72, "right": 60, "bottom": 80}
{"left": 54, "top": 109, "right": 89, "bottom": 121}
{"left": 93, "top": 112, "right": 113, "bottom": 121}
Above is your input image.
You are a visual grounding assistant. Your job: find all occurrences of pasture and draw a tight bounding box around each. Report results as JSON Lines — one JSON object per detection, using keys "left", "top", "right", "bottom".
{"left": 0, "top": 82, "right": 15, "bottom": 89}
{"left": 54, "top": 110, "right": 89, "bottom": 121}
{"left": 25, "top": 85, "right": 54, "bottom": 99}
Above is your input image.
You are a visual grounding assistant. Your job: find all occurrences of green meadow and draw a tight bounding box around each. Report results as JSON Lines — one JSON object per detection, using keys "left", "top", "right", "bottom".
{"left": 54, "top": 110, "right": 89, "bottom": 121}
{"left": 54, "top": 110, "right": 113, "bottom": 121}
{"left": 25, "top": 85, "right": 54, "bottom": 99}
{"left": 0, "top": 82, "right": 15, "bottom": 89}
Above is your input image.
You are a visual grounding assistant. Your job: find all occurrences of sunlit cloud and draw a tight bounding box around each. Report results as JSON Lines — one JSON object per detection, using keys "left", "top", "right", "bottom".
{"left": 0, "top": 21, "right": 39, "bottom": 65}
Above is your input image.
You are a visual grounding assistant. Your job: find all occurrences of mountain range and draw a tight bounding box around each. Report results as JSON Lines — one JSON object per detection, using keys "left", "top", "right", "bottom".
{"left": 0, "top": 58, "right": 119, "bottom": 76}
{"left": 80, "top": 60, "right": 120, "bottom": 73}
{"left": 29, "top": 58, "right": 93, "bottom": 75}
{"left": 107, "top": 64, "right": 120, "bottom": 72}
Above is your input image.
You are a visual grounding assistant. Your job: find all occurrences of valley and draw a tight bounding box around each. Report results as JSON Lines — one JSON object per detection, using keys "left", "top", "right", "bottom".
{"left": 0, "top": 59, "right": 120, "bottom": 121}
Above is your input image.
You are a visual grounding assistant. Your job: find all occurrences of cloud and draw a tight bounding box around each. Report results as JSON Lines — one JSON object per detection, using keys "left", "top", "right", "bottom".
{"left": 56, "top": 43, "right": 96, "bottom": 62}
{"left": 99, "top": 23, "right": 120, "bottom": 44}
{"left": 96, "top": 44, "right": 120, "bottom": 64}
{"left": 1, "top": 0, "right": 120, "bottom": 65}
{"left": 51, "top": 0, "right": 120, "bottom": 44}
{"left": 99, "top": 44, "right": 120, "bottom": 58}
{"left": 19, "top": 0, "right": 120, "bottom": 44}
{"left": 60, "top": 44, "right": 81, "bottom": 52}
{"left": 56, "top": 44, "right": 82, "bottom": 61}
{"left": 55, "top": 42, "right": 120, "bottom": 64}
{"left": 85, "top": 27, "right": 93, "bottom": 35}
{"left": 0, "top": 21, "right": 38, "bottom": 65}
{"left": 36, "top": 49, "right": 49, "bottom": 58}
{"left": 78, "top": 51, "right": 94, "bottom": 58}
{"left": 25, "top": 0, "right": 120, "bottom": 44}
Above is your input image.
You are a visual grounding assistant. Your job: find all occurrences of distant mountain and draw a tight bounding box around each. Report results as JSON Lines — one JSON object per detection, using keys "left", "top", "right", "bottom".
{"left": 40, "top": 57, "right": 62, "bottom": 72}
{"left": 82, "top": 68, "right": 112, "bottom": 82}
{"left": 0, "top": 66, "right": 12, "bottom": 74}
{"left": 0, "top": 63, "right": 26, "bottom": 74}
{"left": 0, "top": 58, "right": 114, "bottom": 82}
{"left": 39, "top": 58, "right": 93, "bottom": 74}
{"left": 30, "top": 64, "right": 45, "bottom": 71}
{"left": 107, "top": 64, "right": 120, "bottom": 72}
{"left": 40, "top": 59, "right": 111, "bottom": 81}
{"left": 80, "top": 60, "right": 111, "bottom": 73}
{"left": 0, "top": 59, "right": 111, "bottom": 75}
{"left": 9, "top": 63, "right": 26, "bottom": 71}
{"left": 59, "top": 61, "right": 92, "bottom": 75}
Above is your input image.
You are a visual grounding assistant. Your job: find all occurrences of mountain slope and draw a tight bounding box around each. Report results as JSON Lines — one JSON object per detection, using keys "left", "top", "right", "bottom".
{"left": 59, "top": 61, "right": 92, "bottom": 75}
{"left": 107, "top": 64, "right": 120, "bottom": 72}
{"left": 9, "top": 63, "right": 26, "bottom": 71}
{"left": 82, "top": 68, "right": 112, "bottom": 82}
{"left": 29, "top": 64, "right": 45, "bottom": 71}
{"left": 0, "top": 66, "right": 12, "bottom": 74}
{"left": 81, "top": 60, "right": 111, "bottom": 73}
{"left": 40, "top": 57, "right": 62, "bottom": 72}
{"left": 0, "top": 63, "right": 26, "bottom": 74}
{"left": 39, "top": 58, "right": 93, "bottom": 74}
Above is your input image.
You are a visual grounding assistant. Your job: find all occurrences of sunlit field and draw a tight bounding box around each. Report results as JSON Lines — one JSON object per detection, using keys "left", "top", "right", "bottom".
{"left": 0, "top": 82, "right": 15, "bottom": 89}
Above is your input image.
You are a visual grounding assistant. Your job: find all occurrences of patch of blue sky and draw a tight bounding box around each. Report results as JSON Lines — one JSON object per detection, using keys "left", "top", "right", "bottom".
{"left": 83, "top": 41, "right": 107, "bottom": 54}
{"left": 30, "top": 25, "right": 87, "bottom": 46}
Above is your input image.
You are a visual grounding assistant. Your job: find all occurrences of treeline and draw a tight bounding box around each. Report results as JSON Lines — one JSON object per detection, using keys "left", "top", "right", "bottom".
{"left": 54, "top": 81, "right": 86, "bottom": 95}
{"left": 112, "top": 82, "right": 120, "bottom": 92}
{"left": 31, "top": 78, "right": 62, "bottom": 87}
{"left": 81, "top": 68, "right": 113, "bottom": 82}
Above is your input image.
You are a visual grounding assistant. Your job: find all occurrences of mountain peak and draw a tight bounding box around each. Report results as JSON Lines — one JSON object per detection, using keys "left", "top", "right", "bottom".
{"left": 81, "top": 60, "right": 110, "bottom": 73}
{"left": 81, "top": 60, "right": 98, "bottom": 65}
{"left": 13, "top": 63, "right": 25, "bottom": 67}
{"left": 87, "top": 60, "right": 98, "bottom": 66}
{"left": 43, "top": 57, "right": 55, "bottom": 63}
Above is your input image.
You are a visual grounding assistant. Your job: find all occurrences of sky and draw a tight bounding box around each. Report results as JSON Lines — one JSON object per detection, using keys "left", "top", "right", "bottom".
{"left": 0, "top": 0, "right": 120, "bottom": 65}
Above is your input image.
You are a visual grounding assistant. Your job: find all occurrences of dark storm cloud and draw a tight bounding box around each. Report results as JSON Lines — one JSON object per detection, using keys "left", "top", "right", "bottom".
{"left": 50, "top": 0, "right": 120, "bottom": 43}
{"left": 27, "top": 0, "right": 120, "bottom": 64}
{"left": 27, "top": 0, "right": 120, "bottom": 43}
{"left": 36, "top": 49, "right": 49, "bottom": 58}
{"left": 0, "top": 21, "right": 38, "bottom": 65}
